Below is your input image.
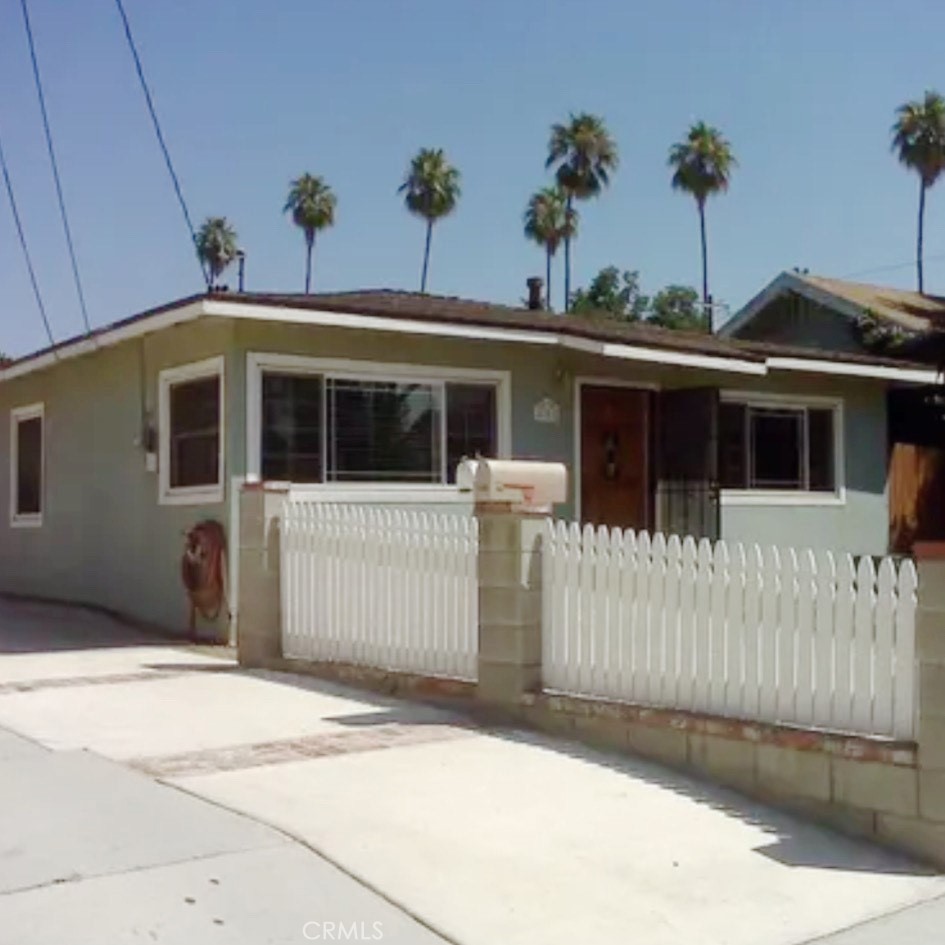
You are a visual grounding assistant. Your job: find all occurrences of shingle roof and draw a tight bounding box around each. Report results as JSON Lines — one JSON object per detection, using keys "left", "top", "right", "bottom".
{"left": 224, "top": 289, "right": 932, "bottom": 370}
{"left": 225, "top": 289, "right": 765, "bottom": 362}
{"left": 793, "top": 274, "right": 945, "bottom": 331}
{"left": 0, "top": 287, "right": 935, "bottom": 379}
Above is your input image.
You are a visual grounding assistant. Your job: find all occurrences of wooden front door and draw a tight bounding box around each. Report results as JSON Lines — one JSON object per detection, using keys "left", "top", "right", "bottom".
{"left": 580, "top": 385, "right": 651, "bottom": 530}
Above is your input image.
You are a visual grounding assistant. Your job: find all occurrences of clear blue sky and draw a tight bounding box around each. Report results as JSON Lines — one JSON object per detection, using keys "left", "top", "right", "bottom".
{"left": 2, "top": 0, "right": 945, "bottom": 356}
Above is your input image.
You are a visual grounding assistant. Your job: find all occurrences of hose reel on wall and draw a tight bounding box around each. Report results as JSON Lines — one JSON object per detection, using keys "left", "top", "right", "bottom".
{"left": 180, "top": 519, "right": 229, "bottom": 641}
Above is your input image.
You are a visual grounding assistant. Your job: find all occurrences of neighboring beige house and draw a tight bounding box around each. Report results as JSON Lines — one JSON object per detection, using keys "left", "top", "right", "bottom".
{"left": 0, "top": 288, "right": 937, "bottom": 637}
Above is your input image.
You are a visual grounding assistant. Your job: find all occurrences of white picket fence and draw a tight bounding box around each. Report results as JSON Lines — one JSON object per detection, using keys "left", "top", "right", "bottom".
{"left": 542, "top": 522, "right": 918, "bottom": 740}
{"left": 281, "top": 502, "right": 478, "bottom": 680}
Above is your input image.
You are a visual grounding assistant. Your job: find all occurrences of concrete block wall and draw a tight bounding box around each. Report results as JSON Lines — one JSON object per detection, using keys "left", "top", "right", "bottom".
{"left": 237, "top": 485, "right": 945, "bottom": 869}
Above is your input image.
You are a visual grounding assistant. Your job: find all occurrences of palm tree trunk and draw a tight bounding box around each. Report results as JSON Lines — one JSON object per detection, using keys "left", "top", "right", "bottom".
{"left": 421, "top": 219, "right": 433, "bottom": 293}
{"left": 564, "top": 194, "right": 573, "bottom": 312}
{"left": 699, "top": 199, "right": 710, "bottom": 331}
{"left": 305, "top": 231, "right": 314, "bottom": 294}
{"left": 918, "top": 179, "right": 926, "bottom": 293}
{"left": 546, "top": 247, "right": 552, "bottom": 311}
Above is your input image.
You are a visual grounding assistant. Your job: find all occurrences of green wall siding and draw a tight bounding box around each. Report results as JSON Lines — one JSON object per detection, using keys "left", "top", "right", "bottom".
{"left": 0, "top": 314, "right": 893, "bottom": 634}
{"left": 0, "top": 319, "right": 236, "bottom": 632}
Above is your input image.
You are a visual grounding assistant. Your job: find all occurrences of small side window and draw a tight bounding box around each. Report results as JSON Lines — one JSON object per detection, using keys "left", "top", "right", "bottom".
{"left": 11, "top": 403, "right": 44, "bottom": 527}
{"left": 158, "top": 357, "right": 225, "bottom": 504}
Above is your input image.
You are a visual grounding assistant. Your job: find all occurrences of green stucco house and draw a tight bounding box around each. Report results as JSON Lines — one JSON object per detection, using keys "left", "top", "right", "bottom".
{"left": 0, "top": 288, "right": 936, "bottom": 637}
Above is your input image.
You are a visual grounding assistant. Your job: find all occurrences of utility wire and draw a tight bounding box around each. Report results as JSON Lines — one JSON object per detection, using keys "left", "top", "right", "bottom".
{"left": 0, "top": 126, "right": 57, "bottom": 350}
{"left": 113, "top": 0, "right": 209, "bottom": 287}
{"left": 841, "top": 254, "right": 945, "bottom": 281}
{"left": 20, "top": 0, "right": 93, "bottom": 337}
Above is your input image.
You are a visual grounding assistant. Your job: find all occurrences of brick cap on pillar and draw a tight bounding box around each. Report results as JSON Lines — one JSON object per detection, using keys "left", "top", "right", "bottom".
{"left": 914, "top": 542, "right": 945, "bottom": 560}
{"left": 474, "top": 501, "right": 548, "bottom": 518}
{"left": 241, "top": 481, "right": 291, "bottom": 494}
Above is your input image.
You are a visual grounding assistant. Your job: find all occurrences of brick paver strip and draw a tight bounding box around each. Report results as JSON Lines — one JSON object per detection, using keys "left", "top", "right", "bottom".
{"left": 129, "top": 722, "right": 478, "bottom": 779}
{"left": 0, "top": 669, "right": 187, "bottom": 695}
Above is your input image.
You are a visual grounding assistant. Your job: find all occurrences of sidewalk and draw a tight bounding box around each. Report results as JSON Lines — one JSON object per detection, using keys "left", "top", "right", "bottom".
{"left": 0, "top": 597, "right": 943, "bottom": 945}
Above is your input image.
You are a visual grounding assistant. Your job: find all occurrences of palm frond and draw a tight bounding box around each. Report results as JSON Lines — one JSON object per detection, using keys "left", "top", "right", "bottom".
{"left": 398, "top": 148, "right": 462, "bottom": 222}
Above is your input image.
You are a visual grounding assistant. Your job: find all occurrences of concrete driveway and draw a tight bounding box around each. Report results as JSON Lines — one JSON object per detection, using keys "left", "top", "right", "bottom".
{"left": 0, "top": 597, "right": 943, "bottom": 945}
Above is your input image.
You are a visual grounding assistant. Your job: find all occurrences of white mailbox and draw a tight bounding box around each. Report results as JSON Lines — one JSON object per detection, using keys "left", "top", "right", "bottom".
{"left": 456, "top": 458, "right": 479, "bottom": 493}
{"left": 472, "top": 459, "right": 567, "bottom": 512}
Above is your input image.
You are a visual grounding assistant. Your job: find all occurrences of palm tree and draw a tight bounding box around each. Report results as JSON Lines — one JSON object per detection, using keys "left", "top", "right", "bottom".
{"left": 891, "top": 91, "right": 945, "bottom": 293}
{"left": 523, "top": 186, "right": 575, "bottom": 310}
{"left": 668, "top": 122, "right": 736, "bottom": 320}
{"left": 545, "top": 113, "right": 619, "bottom": 311}
{"left": 398, "top": 148, "right": 461, "bottom": 292}
{"left": 283, "top": 174, "right": 337, "bottom": 293}
{"left": 195, "top": 217, "right": 239, "bottom": 289}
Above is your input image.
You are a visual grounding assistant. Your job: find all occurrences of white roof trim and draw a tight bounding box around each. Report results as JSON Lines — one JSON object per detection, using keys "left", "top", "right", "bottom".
{"left": 0, "top": 300, "right": 206, "bottom": 382}
{"left": 208, "top": 299, "right": 766, "bottom": 375}
{"left": 766, "top": 356, "right": 940, "bottom": 384}
{"left": 0, "top": 295, "right": 934, "bottom": 386}
{"left": 204, "top": 298, "right": 559, "bottom": 347}
{"left": 722, "top": 269, "right": 934, "bottom": 337}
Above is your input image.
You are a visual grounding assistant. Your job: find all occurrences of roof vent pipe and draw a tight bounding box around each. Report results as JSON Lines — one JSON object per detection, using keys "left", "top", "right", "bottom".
{"left": 526, "top": 276, "right": 544, "bottom": 311}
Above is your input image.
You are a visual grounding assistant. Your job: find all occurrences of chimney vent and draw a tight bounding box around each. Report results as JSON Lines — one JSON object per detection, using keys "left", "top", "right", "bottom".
{"left": 526, "top": 276, "right": 544, "bottom": 311}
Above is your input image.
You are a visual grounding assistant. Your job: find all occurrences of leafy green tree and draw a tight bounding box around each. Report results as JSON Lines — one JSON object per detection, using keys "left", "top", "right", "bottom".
{"left": 668, "top": 122, "right": 736, "bottom": 313}
{"left": 284, "top": 174, "right": 337, "bottom": 293}
{"left": 398, "top": 148, "right": 461, "bottom": 293}
{"left": 195, "top": 217, "right": 239, "bottom": 288}
{"left": 571, "top": 266, "right": 648, "bottom": 321}
{"left": 648, "top": 285, "right": 705, "bottom": 331}
{"left": 523, "top": 186, "right": 575, "bottom": 310}
{"left": 546, "top": 113, "right": 619, "bottom": 311}
{"left": 892, "top": 90, "right": 945, "bottom": 293}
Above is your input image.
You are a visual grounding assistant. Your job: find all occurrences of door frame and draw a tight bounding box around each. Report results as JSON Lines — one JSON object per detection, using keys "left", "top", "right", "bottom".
{"left": 573, "top": 376, "right": 660, "bottom": 525}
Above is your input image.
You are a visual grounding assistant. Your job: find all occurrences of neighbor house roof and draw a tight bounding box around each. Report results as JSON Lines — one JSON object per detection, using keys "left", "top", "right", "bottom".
{"left": 722, "top": 270, "right": 945, "bottom": 337}
{"left": 0, "top": 288, "right": 939, "bottom": 385}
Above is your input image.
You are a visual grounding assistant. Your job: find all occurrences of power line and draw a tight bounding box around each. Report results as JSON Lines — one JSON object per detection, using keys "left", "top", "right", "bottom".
{"left": 112, "top": 0, "right": 209, "bottom": 287}
{"left": 841, "top": 253, "right": 945, "bottom": 281}
{"left": 0, "top": 126, "right": 56, "bottom": 350}
{"left": 20, "top": 0, "right": 93, "bottom": 337}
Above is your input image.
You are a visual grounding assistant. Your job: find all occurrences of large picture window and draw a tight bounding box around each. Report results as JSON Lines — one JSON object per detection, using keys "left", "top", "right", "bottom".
{"left": 720, "top": 397, "right": 839, "bottom": 496}
{"left": 10, "top": 403, "right": 44, "bottom": 526}
{"left": 252, "top": 357, "right": 504, "bottom": 486}
{"left": 159, "top": 357, "right": 225, "bottom": 504}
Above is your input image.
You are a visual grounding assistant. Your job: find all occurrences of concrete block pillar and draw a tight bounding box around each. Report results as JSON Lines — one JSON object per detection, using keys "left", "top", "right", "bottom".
{"left": 915, "top": 543, "right": 945, "bottom": 827}
{"left": 475, "top": 501, "right": 546, "bottom": 705}
{"left": 237, "top": 482, "right": 289, "bottom": 667}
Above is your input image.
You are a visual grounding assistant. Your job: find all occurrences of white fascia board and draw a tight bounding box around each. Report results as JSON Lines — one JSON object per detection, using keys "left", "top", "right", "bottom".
{"left": 0, "top": 300, "right": 207, "bottom": 382}
{"left": 718, "top": 271, "right": 798, "bottom": 336}
{"left": 204, "top": 299, "right": 559, "bottom": 347}
{"left": 766, "top": 356, "right": 940, "bottom": 384}
{"left": 598, "top": 340, "right": 768, "bottom": 375}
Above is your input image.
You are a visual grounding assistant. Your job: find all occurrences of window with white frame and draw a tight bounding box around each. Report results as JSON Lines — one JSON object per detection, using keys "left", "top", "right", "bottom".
{"left": 253, "top": 357, "right": 502, "bottom": 485}
{"left": 159, "top": 357, "right": 224, "bottom": 503}
{"left": 10, "top": 403, "right": 44, "bottom": 526}
{"left": 719, "top": 396, "right": 840, "bottom": 494}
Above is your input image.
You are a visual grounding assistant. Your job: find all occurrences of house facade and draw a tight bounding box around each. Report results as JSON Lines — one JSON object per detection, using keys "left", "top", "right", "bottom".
{"left": 723, "top": 271, "right": 945, "bottom": 551}
{"left": 0, "top": 290, "right": 936, "bottom": 637}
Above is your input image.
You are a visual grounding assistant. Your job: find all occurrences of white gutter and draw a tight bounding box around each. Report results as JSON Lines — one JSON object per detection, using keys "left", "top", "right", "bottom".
{"left": 208, "top": 299, "right": 768, "bottom": 376}
{"left": 0, "top": 296, "right": 935, "bottom": 385}
{"left": 0, "top": 300, "right": 206, "bottom": 382}
{"left": 766, "top": 356, "right": 940, "bottom": 384}
{"left": 204, "top": 299, "right": 560, "bottom": 348}
{"left": 599, "top": 340, "right": 767, "bottom": 375}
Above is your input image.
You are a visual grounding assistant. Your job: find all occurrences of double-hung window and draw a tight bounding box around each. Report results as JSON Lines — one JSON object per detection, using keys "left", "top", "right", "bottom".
{"left": 159, "top": 356, "right": 225, "bottom": 504}
{"left": 719, "top": 395, "right": 841, "bottom": 500}
{"left": 252, "top": 356, "right": 503, "bottom": 485}
{"left": 10, "top": 403, "right": 44, "bottom": 527}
